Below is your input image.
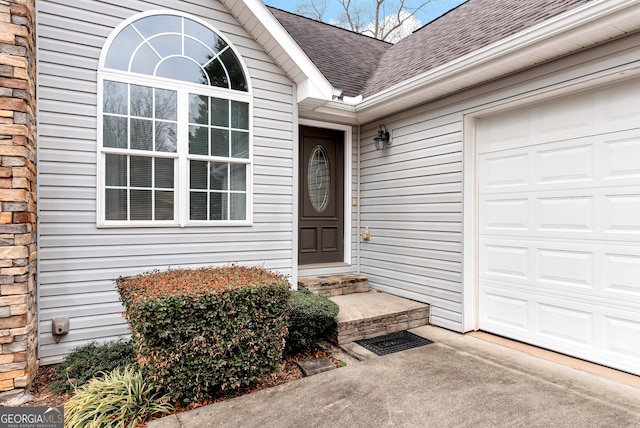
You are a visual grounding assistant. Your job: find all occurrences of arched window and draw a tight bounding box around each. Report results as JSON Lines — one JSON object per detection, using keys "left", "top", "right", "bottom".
{"left": 98, "top": 11, "right": 252, "bottom": 226}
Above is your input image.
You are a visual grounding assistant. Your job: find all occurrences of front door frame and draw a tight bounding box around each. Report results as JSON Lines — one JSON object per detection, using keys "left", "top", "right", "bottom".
{"left": 297, "top": 119, "right": 352, "bottom": 267}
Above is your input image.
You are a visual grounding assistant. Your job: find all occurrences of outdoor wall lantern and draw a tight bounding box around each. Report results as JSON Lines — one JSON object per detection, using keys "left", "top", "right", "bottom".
{"left": 373, "top": 124, "right": 391, "bottom": 150}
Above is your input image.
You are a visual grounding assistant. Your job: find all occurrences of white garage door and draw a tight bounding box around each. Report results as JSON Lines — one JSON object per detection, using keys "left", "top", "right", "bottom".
{"left": 477, "top": 79, "right": 640, "bottom": 375}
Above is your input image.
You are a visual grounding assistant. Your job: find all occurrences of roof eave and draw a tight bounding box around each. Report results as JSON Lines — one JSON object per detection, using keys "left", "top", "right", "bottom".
{"left": 221, "top": 0, "right": 336, "bottom": 103}
{"left": 353, "top": 0, "right": 640, "bottom": 124}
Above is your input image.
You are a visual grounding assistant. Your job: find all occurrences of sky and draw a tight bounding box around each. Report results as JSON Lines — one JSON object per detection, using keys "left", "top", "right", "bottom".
{"left": 263, "top": 0, "right": 467, "bottom": 27}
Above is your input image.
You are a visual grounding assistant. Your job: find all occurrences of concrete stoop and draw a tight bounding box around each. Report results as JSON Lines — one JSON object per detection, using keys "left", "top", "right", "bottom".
{"left": 327, "top": 290, "right": 430, "bottom": 345}
{"left": 298, "top": 274, "right": 430, "bottom": 347}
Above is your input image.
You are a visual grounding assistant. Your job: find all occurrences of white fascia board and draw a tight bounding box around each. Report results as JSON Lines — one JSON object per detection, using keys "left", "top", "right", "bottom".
{"left": 355, "top": 0, "right": 640, "bottom": 114}
{"left": 236, "top": 0, "right": 335, "bottom": 102}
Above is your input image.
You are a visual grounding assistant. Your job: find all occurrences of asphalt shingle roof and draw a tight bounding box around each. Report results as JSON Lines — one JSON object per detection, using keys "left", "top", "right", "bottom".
{"left": 270, "top": 0, "right": 594, "bottom": 99}
{"left": 362, "top": 0, "right": 593, "bottom": 97}
{"left": 268, "top": 7, "right": 392, "bottom": 98}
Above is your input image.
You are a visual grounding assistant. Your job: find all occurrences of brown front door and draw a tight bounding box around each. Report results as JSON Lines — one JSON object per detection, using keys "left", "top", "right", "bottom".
{"left": 299, "top": 126, "right": 344, "bottom": 265}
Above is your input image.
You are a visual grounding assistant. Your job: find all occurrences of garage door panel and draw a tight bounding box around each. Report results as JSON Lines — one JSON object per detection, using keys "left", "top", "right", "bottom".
{"left": 481, "top": 282, "right": 640, "bottom": 374}
{"left": 481, "top": 188, "right": 640, "bottom": 241}
{"left": 482, "top": 244, "right": 529, "bottom": 280}
{"left": 604, "top": 253, "right": 640, "bottom": 298}
{"left": 535, "top": 144, "right": 594, "bottom": 185}
{"left": 481, "top": 238, "right": 640, "bottom": 305}
{"left": 602, "top": 137, "right": 640, "bottom": 179}
{"left": 604, "top": 194, "right": 640, "bottom": 234}
{"left": 478, "top": 82, "right": 640, "bottom": 375}
{"left": 479, "top": 153, "right": 529, "bottom": 190}
{"left": 481, "top": 198, "right": 529, "bottom": 231}
{"left": 479, "top": 79, "right": 640, "bottom": 155}
{"left": 480, "top": 129, "right": 640, "bottom": 195}
{"left": 604, "top": 315, "right": 640, "bottom": 361}
{"left": 536, "top": 248, "right": 594, "bottom": 289}
{"left": 537, "top": 196, "right": 594, "bottom": 232}
{"left": 535, "top": 92, "right": 594, "bottom": 138}
{"left": 537, "top": 302, "right": 594, "bottom": 347}
{"left": 481, "top": 289, "right": 529, "bottom": 332}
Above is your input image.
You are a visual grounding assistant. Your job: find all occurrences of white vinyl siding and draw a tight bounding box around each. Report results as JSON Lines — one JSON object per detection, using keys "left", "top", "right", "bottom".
{"left": 37, "top": 0, "right": 295, "bottom": 363}
{"left": 359, "top": 120, "right": 463, "bottom": 331}
{"left": 357, "top": 32, "right": 640, "bottom": 333}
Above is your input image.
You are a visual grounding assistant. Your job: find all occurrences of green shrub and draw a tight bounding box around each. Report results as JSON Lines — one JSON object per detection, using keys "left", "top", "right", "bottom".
{"left": 51, "top": 339, "right": 136, "bottom": 393}
{"left": 116, "top": 265, "right": 290, "bottom": 403}
{"left": 64, "top": 366, "right": 173, "bottom": 428}
{"left": 286, "top": 290, "right": 339, "bottom": 353}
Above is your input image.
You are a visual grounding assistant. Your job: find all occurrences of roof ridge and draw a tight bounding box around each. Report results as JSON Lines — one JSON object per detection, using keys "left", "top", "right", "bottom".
{"left": 410, "top": 0, "right": 469, "bottom": 35}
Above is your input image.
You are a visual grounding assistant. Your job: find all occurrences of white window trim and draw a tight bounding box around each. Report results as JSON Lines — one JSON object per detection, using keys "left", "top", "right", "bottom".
{"left": 96, "top": 11, "right": 254, "bottom": 228}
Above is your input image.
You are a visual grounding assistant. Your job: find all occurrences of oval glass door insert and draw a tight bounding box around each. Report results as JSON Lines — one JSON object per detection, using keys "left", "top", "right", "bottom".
{"left": 308, "top": 145, "right": 330, "bottom": 212}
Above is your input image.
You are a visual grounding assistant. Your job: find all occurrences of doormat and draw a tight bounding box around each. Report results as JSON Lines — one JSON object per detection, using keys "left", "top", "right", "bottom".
{"left": 355, "top": 331, "right": 433, "bottom": 356}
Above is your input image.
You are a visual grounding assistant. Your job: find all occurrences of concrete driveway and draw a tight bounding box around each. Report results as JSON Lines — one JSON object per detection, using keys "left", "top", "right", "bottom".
{"left": 148, "top": 326, "right": 640, "bottom": 428}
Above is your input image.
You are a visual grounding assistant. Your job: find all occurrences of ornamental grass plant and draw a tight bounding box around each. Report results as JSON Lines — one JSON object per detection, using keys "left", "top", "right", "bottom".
{"left": 64, "top": 366, "right": 173, "bottom": 428}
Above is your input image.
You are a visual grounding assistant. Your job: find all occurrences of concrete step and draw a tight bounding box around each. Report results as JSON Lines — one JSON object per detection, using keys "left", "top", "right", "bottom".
{"left": 327, "top": 290, "right": 430, "bottom": 345}
{"left": 297, "top": 273, "right": 369, "bottom": 297}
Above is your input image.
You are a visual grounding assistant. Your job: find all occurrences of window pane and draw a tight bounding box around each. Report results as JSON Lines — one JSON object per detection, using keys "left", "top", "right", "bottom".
{"left": 231, "top": 101, "right": 249, "bottom": 129}
{"left": 190, "top": 160, "right": 208, "bottom": 190}
{"left": 190, "top": 192, "right": 207, "bottom": 220}
{"left": 103, "top": 116, "right": 128, "bottom": 149}
{"left": 131, "top": 118, "right": 153, "bottom": 151}
{"left": 130, "top": 85, "right": 153, "bottom": 118}
{"left": 155, "top": 88, "right": 176, "bottom": 121}
{"left": 210, "top": 128, "right": 229, "bottom": 157}
{"left": 230, "top": 163, "right": 246, "bottom": 191}
{"left": 155, "top": 158, "right": 174, "bottom": 189}
{"left": 204, "top": 59, "right": 229, "bottom": 89}
{"left": 130, "top": 43, "right": 160, "bottom": 76}
{"left": 221, "top": 49, "right": 248, "bottom": 92}
{"left": 231, "top": 131, "right": 249, "bottom": 158}
{"left": 104, "top": 25, "right": 142, "bottom": 71}
{"left": 210, "top": 98, "right": 229, "bottom": 127}
{"left": 105, "top": 188, "right": 127, "bottom": 220}
{"left": 103, "top": 81, "right": 128, "bottom": 114}
{"left": 105, "top": 154, "right": 127, "bottom": 187}
{"left": 230, "top": 193, "right": 246, "bottom": 221}
{"left": 133, "top": 15, "right": 181, "bottom": 38}
{"left": 210, "top": 162, "right": 228, "bottom": 191}
{"left": 130, "top": 190, "right": 152, "bottom": 220}
{"left": 209, "top": 192, "right": 224, "bottom": 220}
{"left": 130, "top": 156, "right": 152, "bottom": 188}
{"left": 184, "top": 37, "right": 213, "bottom": 66}
{"left": 155, "top": 121, "right": 177, "bottom": 153}
{"left": 189, "top": 125, "right": 209, "bottom": 156}
{"left": 156, "top": 57, "right": 206, "bottom": 84}
{"left": 148, "top": 34, "right": 181, "bottom": 58}
{"left": 155, "top": 190, "right": 174, "bottom": 220}
{"left": 189, "top": 94, "right": 208, "bottom": 124}
{"left": 184, "top": 19, "right": 226, "bottom": 54}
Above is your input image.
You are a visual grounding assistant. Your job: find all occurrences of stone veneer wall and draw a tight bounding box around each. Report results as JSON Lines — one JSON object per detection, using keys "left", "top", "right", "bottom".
{"left": 0, "top": 0, "right": 37, "bottom": 400}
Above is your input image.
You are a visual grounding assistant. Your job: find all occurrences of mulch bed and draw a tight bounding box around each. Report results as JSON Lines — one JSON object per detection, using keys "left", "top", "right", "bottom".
{"left": 17, "top": 347, "right": 339, "bottom": 411}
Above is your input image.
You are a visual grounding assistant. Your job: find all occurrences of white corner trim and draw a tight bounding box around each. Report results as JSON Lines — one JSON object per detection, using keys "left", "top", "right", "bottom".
{"left": 356, "top": 0, "right": 640, "bottom": 113}
{"left": 461, "top": 114, "right": 478, "bottom": 332}
{"left": 233, "top": 0, "right": 335, "bottom": 102}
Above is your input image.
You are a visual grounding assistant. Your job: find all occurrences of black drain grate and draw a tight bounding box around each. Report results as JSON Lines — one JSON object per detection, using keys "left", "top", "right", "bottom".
{"left": 356, "top": 331, "right": 433, "bottom": 356}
